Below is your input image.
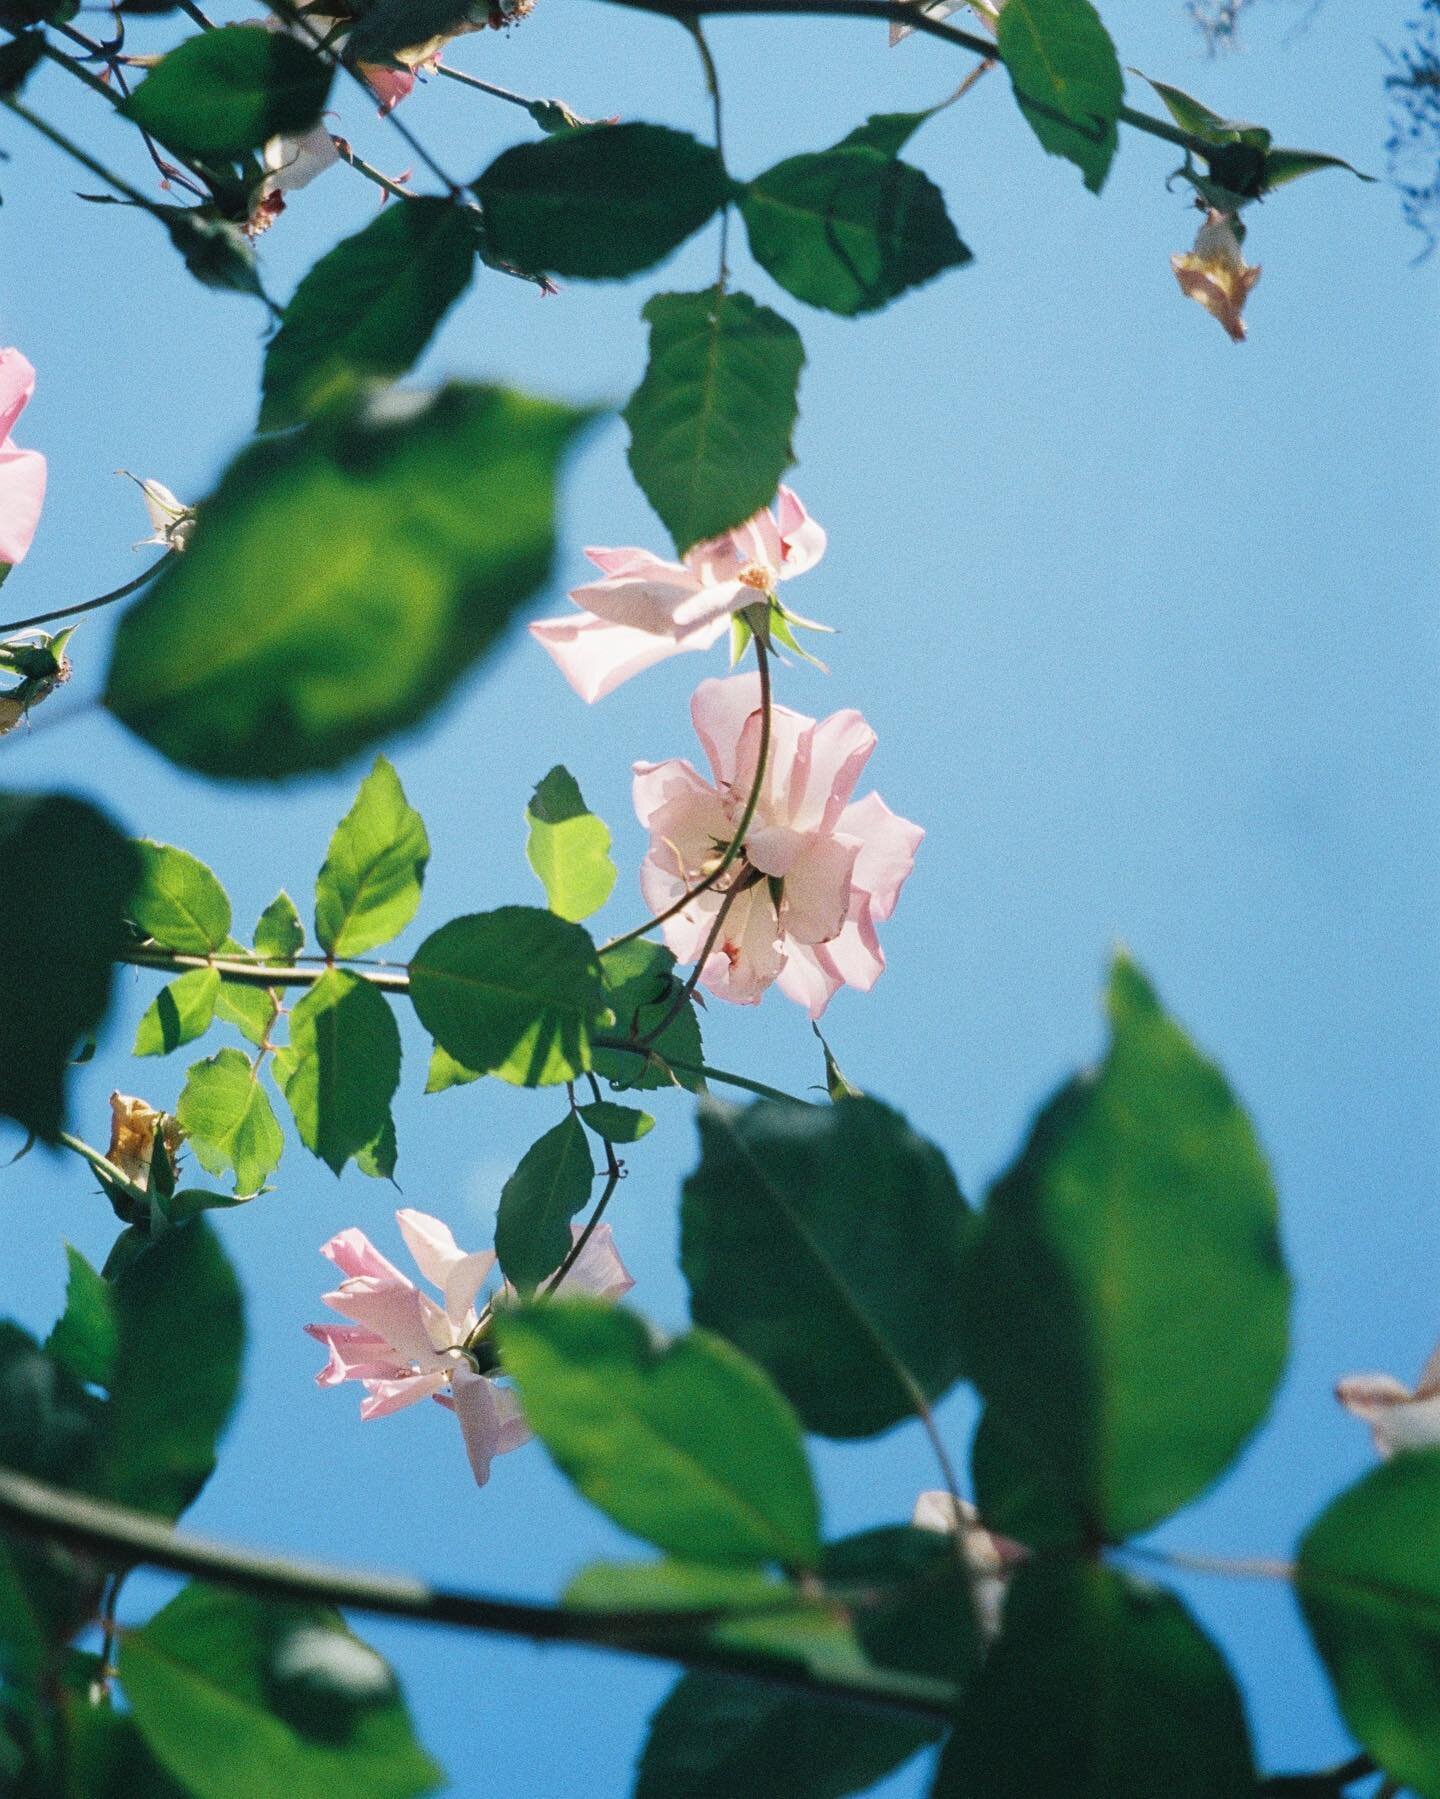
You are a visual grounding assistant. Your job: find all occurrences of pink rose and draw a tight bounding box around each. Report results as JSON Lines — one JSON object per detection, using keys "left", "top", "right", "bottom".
{"left": 0, "top": 350, "right": 46, "bottom": 573}
{"left": 531, "top": 486, "right": 827, "bottom": 702}
{"left": 633, "top": 673, "right": 922, "bottom": 1017}
{"left": 1337, "top": 1340, "right": 1440, "bottom": 1457}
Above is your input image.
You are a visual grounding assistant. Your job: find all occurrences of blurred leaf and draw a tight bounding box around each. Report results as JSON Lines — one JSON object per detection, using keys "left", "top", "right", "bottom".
{"left": 273, "top": 971, "right": 401, "bottom": 1176}
{"left": 624, "top": 288, "right": 804, "bottom": 555}
{"left": 0, "top": 793, "right": 139, "bottom": 1139}
{"left": 162, "top": 206, "right": 269, "bottom": 303}
{"left": 409, "top": 906, "right": 608, "bottom": 1088}
{"left": 681, "top": 1096, "right": 972, "bottom": 1437}
{"left": 253, "top": 892, "right": 304, "bottom": 963}
{"left": 121, "top": 27, "right": 333, "bottom": 159}
{"left": 347, "top": 0, "right": 475, "bottom": 58}
{"left": 578, "top": 1099, "right": 653, "bottom": 1142}
{"left": 314, "top": 757, "right": 430, "bottom": 957}
{"left": 592, "top": 940, "right": 705, "bottom": 1094}
{"left": 260, "top": 199, "right": 479, "bottom": 432}
{"left": 498, "top": 1300, "right": 822, "bottom": 1567}
{"left": 1261, "top": 147, "right": 1375, "bottom": 189}
{"left": 134, "top": 968, "right": 222, "bottom": 1057}
{"left": 0, "top": 31, "right": 42, "bottom": 95}
{"left": 475, "top": 124, "right": 730, "bottom": 278}
{"left": 424, "top": 1043, "right": 481, "bottom": 1094}
{"left": 525, "top": 765, "right": 616, "bottom": 924}
{"left": 740, "top": 146, "right": 969, "bottom": 316}
{"left": 105, "top": 385, "right": 592, "bottom": 779}
{"left": 121, "top": 1584, "right": 442, "bottom": 1799}
{"left": 494, "top": 1112, "right": 594, "bottom": 1294}
{"left": 128, "top": 840, "right": 232, "bottom": 955}
{"left": 962, "top": 955, "right": 1289, "bottom": 1545}
{"left": 1297, "top": 1449, "right": 1440, "bottom": 1798}
{"left": 178, "top": 1048, "right": 284, "bottom": 1195}
{"left": 44, "top": 1245, "right": 116, "bottom": 1389}
{"left": 64, "top": 1707, "right": 193, "bottom": 1798}
{"left": 101, "top": 1220, "right": 242, "bottom": 1520}
{"left": 933, "top": 1561, "right": 1256, "bottom": 1797}
{"left": 995, "top": 0, "right": 1124, "bottom": 193}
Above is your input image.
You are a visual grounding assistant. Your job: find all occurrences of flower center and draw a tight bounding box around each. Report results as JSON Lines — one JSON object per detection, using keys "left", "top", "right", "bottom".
{"left": 737, "top": 561, "right": 773, "bottom": 591}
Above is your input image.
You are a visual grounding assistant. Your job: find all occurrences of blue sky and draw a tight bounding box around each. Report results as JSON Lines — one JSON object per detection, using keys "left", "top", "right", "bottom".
{"left": 1, "top": 0, "right": 1436, "bottom": 1791}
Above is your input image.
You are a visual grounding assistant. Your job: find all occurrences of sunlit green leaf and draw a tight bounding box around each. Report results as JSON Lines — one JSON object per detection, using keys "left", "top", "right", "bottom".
{"left": 273, "top": 971, "right": 402, "bottom": 1176}
{"left": 177, "top": 1048, "right": 284, "bottom": 1195}
{"left": 424, "top": 1043, "right": 481, "bottom": 1094}
{"left": 128, "top": 840, "right": 231, "bottom": 955}
{"left": 134, "top": 968, "right": 222, "bottom": 1057}
{"left": 494, "top": 1112, "right": 594, "bottom": 1294}
{"left": 524, "top": 765, "right": 616, "bottom": 924}
{"left": 578, "top": 1099, "right": 653, "bottom": 1143}
{"left": 253, "top": 892, "right": 304, "bottom": 963}
{"left": 121, "top": 27, "right": 333, "bottom": 159}
{"left": 315, "top": 757, "right": 430, "bottom": 957}
{"left": 995, "top": 0, "right": 1124, "bottom": 193}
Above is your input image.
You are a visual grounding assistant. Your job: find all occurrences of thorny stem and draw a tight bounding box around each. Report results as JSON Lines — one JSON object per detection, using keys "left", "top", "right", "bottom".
{"left": 0, "top": 557, "right": 168, "bottom": 636}
{"left": 433, "top": 62, "right": 547, "bottom": 111}
{"left": 544, "top": 1080, "right": 624, "bottom": 1294}
{"left": 601, "top": 634, "right": 773, "bottom": 955}
{"left": 0, "top": 1467, "right": 961, "bottom": 1722}
{"left": 334, "top": 137, "right": 412, "bottom": 202}
{"left": 55, "top": 20, "right": 211, "bottom": 199}
{"left": 637, "top": 875, "right": 742, "bottom": 1049}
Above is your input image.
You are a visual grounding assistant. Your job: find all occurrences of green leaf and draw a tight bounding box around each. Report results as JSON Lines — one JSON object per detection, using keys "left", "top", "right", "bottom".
{"left": 65, "top": 1708, "right": 193, "bottom": 1799}
{"left": 740, "top": 146, "right": 970, "bottom": 316}
{"left": 102, "top": 1219, "right": 243, "bottom": 1519}
{"left": 681, "top": 1096, "right": 972, "bottom": 1437}
{"left": 524, "top": 765, "right": 616, "bottom": 923}
{"left": 260, "top": 199, "right": 480, "bottom": 433}
{"left": 178, "top": 1048, "right": 284, "bottom": 1195}
{"left": 933, "top": 1561, "right": 1256, "bottom": 1797}
{"left": 314, "top": 757, "right": 430, "bottom": 957}
{"left": 839, "top": 110, "right": 934, "bottom": 156}
{"left": 623, "top": 288, "right": 804, "bottom": 555}
{"left": 409, "top": 906, "right": 608, "bottom": 1088}
{"left": 962, "top": 955, "right": 1289, "bottom": 1545}
{"left": 128, "top": 840, "right": 231, "bottom": 955}
{"left": 497, "top": 1300, "right": 822, "bottom": 1566}
{"left": 494, "top": 1112, "right": 595, "bottom": 1294}
{"left": 995, "top": 0, "right": 1124, "bottom": 194}
{"left": 121, "top": 27, "right": 333, "bottom": 159}
{"left": 1297, "top": 1448, "right": 1440, "bottom": 1798}
{"left": 273, "top": 971, "right": 402, "bottom": 1176}
{"left": 0, "top": 793, "right": 139, "bottom": 1139}
{"left": 253, "top": 892, "right": 304, "bottom": 963}
{"left": 1261, "top": 146, "right": 1376, "bottom": 190}
{"left": 344, "top": 0, "right": 471, "bottom": 58}
{"left": 162, "top": 206, "right": 270, "bottom": 303}
{"left": 0, "top": 31, "right": 42, "bottom": 98}
{"left": 44, "top": 1246, "right": 116, "bottom": 1388}
{"left": 475, "top": 123, "right": 730, "bottom": 279}
{"left": 592, "top": 939, "right": 706, "bottom": 1094}
{"left": 121, "top": 1584, "right": 442, "bottom": 1799}
{"left": 1132, "top": 72, "right": 1268, "bottom": 149}
{"left": 578, "top": 1099, "right": 654, "bottom": 1143}
{"left": 158, "top": 1187, "right": 252, "bottom": 1224}
{"left": 355, "top": 1113, "right": 398, "bottom": 1182}
{"left": 105, "top": 385, "right": 593, "bottom": 779}
{"left": 424, "top": 1043, "right": 482, "bottom": 1094}
{"left": 213, "top": 953, "right": 280, "bottom": 1048}
{"left": 134, "top": 968, "right": 222, "bottom": 1057}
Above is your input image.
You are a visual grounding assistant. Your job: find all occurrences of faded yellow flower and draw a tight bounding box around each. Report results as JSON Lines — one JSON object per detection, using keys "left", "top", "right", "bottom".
{"left": 107, "top": 1091, "right": 184, "bottom": 1189}
{"left": 1171, "top": 209, "right": 1262, "bottom": 343}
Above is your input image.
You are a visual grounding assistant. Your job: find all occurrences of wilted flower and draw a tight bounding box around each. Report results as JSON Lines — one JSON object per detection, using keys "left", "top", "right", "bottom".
{"left": 531, "top": 487, "right": 827, "bottom": 703}
{"left": 912, "top": 1490, "right": 1026, "bottom": 1638}
{"left": 0, "top": 349, "right": 46, "bottom": 575}
{"left": 1337, "top": 1341, "right": 1440, "bottom": 1456}
{"left": 634, "top": 673, "right": 922, "bottom": 1018}
{"left": 107, "top": 1091, "right": 184, "bottom": 1190}
{"left": 0, "top": 629, "right": 71, "bottom": 737}
{"left": 122, "top": 474, "right": 195, "bottom": 553}
{"left": 1171, "top": 208, "right": 1262, "bottom": 342}
{"left": 307, "top": 1208, "right": 634, "bottom": 1486}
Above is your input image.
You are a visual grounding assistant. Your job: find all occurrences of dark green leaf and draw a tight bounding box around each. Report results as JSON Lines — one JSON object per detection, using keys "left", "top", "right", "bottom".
{"left": 128, "top": 840, "right": 231, "bottom": 954}
{"left": 740, "top": 146, "right": 970, "bottom": 316}
{"left": 178, "top": 1047, "right": 284, "bottom": 1195}
{"left": 105, "top": 385, "right": 592, "bottom": 779}
{"left": 102, "top": 1219, "right": 243, "bottom": 1520}
{"left": 409, "top": 906, "right": 607, "bottom": 1088}
{"left": 1262, "top": 147, "right": 1376, "bottom": 190}
{"left": 933, "top": 1561, "right": 1256, "bottom": 1798}
{"left": 44, "top": 1245, "right": 116, "bottom": 1388}
{"left": 624, "top": 288, "right": 804, "bottom": 555}
{"left": 314, "top": 757, "right": 430, "bottom": 957}
{"left": 525, "top": 765, "right": 616, "bottom": 923}
{"left": 578, "top": 1099, "right": 653, "bottom": 1142}
{"left": 65, "top": 1707, "right": 193, "bottom": 1798}
{"left": 355, "top": 1113, "right": 398, "bottom": 1182}
{"left": 121, "top": 1584, "right": 442, "bottom": 1799}
{"left": 1297, "top": 1449, "right": 1440, "bottom": 1798}
{"left": 494, "top": 1112, "right": 594, "bottom": 1293}
{"left": 0, "top": 793, "right": 139, "bottom": 1139}
{"left": 0, "top": 32, "right": 43, "bottom": 95}
{"left": 839, "top": 110, "right": 932, "bottom": 156}
{"left": 121, "top": 27, "right": 333, "bottom": 159}
{"left": 497, "top": 1300, "right": 822, "bottom": 1566}
{"left": 162, "top": 206, "right": 269, "bottom": 302}
{"left": 961, "top": 955, "right": 1289, "bottom": 1545}
{"left": 253, "top": 891, "right": 304, "bottom": 963}
{"left": 273, "top": 970, "right": 402, "bottom": 1175}
{"left": 995, "top": 0, "right": 1124, "bottom": 193}
{"left": 681, "top": 1096, "right": 972, "bottom": 1437}
{"left": 346, "top": 0, "right": 470, "bottom": 58}
{"left": 260, "top": 199, "right": 480, "bottom": 433}
{"left": 475, "top": 123, "right": 730, "bottom": 278}
{"left": 158, "top": 1187, "right": 252, "bottom": 1224}
{"left": 134, "top": 968, "right": 222, "bottom": 1057}
{"left": 593, "top": 939, "right": 705, "bottom": 1094}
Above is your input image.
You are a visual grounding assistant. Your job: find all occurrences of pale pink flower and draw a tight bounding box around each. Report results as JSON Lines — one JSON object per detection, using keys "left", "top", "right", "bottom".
{"left": 1337, "top": 1339, "right": 1440, "bottom": 1457}
{"left": 531, "top": 486, "right": 827, "bottom": 703}
{"left": 1171, "top": 209, "right": 1261, "bottom": 343}
{"left": 0, "top": 351, "right": 46, "bottom": 573}
{"left": 633, "top": 673, "right": 922, "bottom": 1018}
{"left": 912, "top": 1491, "right": 1026, "bottom": 1639}
{"left": 307, "top": 1209, "right": 634, "bottom": 1485}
